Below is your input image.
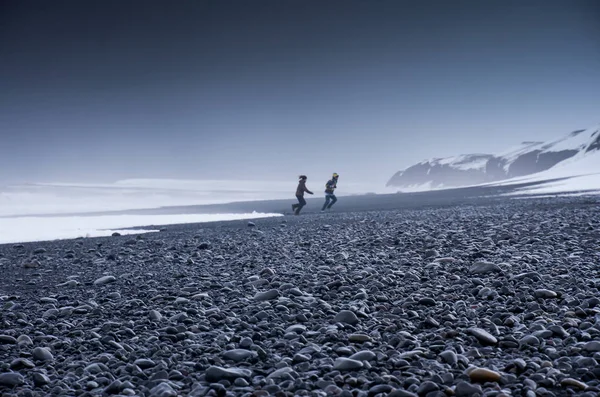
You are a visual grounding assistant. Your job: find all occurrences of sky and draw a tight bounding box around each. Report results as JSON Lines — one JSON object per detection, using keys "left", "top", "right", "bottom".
{"left": 1, "top": 0, "right": 599, "bottom": 187}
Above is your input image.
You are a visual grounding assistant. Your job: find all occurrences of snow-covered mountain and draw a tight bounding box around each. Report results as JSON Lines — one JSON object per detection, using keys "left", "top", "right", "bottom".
{"left": 387, "top": 125, "right": 600, "bottom": 190}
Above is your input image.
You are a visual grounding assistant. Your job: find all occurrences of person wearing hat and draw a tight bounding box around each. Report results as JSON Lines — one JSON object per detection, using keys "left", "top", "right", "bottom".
{"left": 322, "top": 173, "right": 339, "bottom": 211}
{"left": 292, "top": 175, "right": 313, "bottom": 215}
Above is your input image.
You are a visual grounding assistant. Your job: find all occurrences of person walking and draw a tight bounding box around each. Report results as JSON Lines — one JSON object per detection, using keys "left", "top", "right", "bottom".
{"left": 322, "top": 173, "right": 339, "bottom": 211}
{"left": 292, "top": 175, "right": 313, "bottom": 215}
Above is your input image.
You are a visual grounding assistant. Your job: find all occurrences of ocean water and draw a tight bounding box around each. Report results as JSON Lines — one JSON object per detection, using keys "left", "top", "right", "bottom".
{"left": 0, "top": 212, "right": 282, "bottom": 245}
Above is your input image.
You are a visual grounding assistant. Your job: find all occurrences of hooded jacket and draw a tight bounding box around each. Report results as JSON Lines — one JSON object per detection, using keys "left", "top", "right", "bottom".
{"left": 296, "top": 180, "right": 313, "bottom": 196}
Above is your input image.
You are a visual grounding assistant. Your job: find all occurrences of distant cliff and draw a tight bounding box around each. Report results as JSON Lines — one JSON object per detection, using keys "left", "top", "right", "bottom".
{"left": 387, "top": 126, "right": 600, "bottom": 189}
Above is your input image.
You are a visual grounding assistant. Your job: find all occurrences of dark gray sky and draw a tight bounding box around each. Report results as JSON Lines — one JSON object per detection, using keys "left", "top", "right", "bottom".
{"left": 1, "top": 0, "right": 599, "bottom": 186}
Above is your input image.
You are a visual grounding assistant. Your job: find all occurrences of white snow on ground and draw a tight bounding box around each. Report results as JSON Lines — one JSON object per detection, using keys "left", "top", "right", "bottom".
{"left": 539, "top": 126, "right": 598, "bottom": 153}
{"left": 490, "top": 145, "right": 600, "bottom": 195}
{"left": 506, "top": 175, "right": 600, "bottom": 196}
{"left": 495, "top": 141, "right": 544, "bottom": 171}
{"left": 423, "top": 155, "right": 490, "bottom": 171}
{"left": 0, "top": 212, "right": 282, "bottom": 245}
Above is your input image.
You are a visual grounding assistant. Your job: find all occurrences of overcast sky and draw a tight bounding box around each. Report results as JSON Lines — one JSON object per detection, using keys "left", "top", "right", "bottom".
{"left": 1, "top": 0, "right": 599, "bottom": 186}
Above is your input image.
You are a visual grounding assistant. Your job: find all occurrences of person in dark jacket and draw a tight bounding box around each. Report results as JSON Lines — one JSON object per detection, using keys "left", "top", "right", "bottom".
{"left": 322, "top": 173, "right": 339, "bottom": 211}
{"left": 292, "top": 175, "right": 313, "bottom": 215}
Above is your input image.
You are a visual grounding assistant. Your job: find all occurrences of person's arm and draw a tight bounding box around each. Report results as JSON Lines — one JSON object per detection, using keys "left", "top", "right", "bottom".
{"left": 304, "top": 185, "right": 313, "bottom": 194}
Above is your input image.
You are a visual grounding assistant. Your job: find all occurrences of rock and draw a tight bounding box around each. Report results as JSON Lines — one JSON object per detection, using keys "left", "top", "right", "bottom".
{"left": 285, "top": 324, "right": 306, "bottom": 334}
{"left": 32, "top": 372, "right": 50, "bottom": 386}
{"left": 335, "top": 252, "right": 349, "bottom": 261}
{"left": 10, "top": 358, "right": 35, "bottom": 370}
{"left": 253, "top": 289, "right": 280, "bottom": 301}
{"left": 16, "top": 335, "right": 33, "bottom": 345}
{"left": 418, "top": 297, "right": 437, "bottom": 306}
{"left": 534, "top": 289, "right": 558, "bottom": 299}
{"left": 23, "top": 260, "right": 40, "bottom": 268}
{"left": 94, "top": 275, "right": 116, "bottom": 285}
{"left": 560, "top": 378, "right": 588, "bottom": 390}
{"left": 469, "top": 261, "right": 502, "bottom": 274}
{"left": 468, "top": 367, "right": 501, "bottom": 383}
{"left": 222, "top": 349, "right": 256, "bottom": 362}
{"left": 57, "top": 280, "right": 80, "bottom": 288}
{"left": 333, "top": 357, "right": 364, "bottom": 371}
{"left": 348, "top": 334, "right": 372, "bottom": 343}
{"left": 520, "top": 335, "right": 541, "bottom": 347}
{"left": 105, "top": 380, "right": 123, "bottom": 394}
{"left": 247, "top": 221, "right": 256, "bottom": 227}
{"left": 32, "top": 347, "right": 54, "bottom": 362}
{"left": 149, "top": 382, "right": 177, "bottom": 397}
{"left": 204, "top": 366, "right": 252, "bottom": 382}
{"left": 349, "top": 350, "right": 376, "bottom": 361}
{"left": 388, "top": 391, "right": 418, "bottom": 397}
{"left": 134, "top": 358, "right": 156, "bottom": 369}
{"left": 583, "top": 341, "right": 600, "bottom": 352}
{"left": 111, "top": 232, "right": 121, "bottom": 237}
{"left": 0, "top": 372, "right": 24, "bottom": 387}
{"left": 260, "top": 268, "right": 275, "bottom": 277}
{"left": 334, "top": 310, "right": 359, "bottom": 325}
{"left": 439, "top": 350, "right": 458, "bottom": 365}
{"left": 149, "top": 310, "right": 163, "bottom": 321}
{"left": 434, "top": 257, "right": 456, "bottom": 263}
{"left": 417, "top": 381, "right": 439, "bottom": 394}
{"left": 455, "top": 381, "right": 483, "bottom": 396}
{"left": 424, "top": 249, "right": 439, "bottom": 258}
{"left": 0, "top": 335, "right": 17, "bottom": 344}
{"left": 468, "top": 327, "right": 498, "bottom": 345}
{"left": 267, "top": 367, "right": 296, "bottom": 380}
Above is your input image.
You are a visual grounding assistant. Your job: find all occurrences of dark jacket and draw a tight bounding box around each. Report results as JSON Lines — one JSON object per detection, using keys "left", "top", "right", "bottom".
{"left": 296, "top": 180, "right": 313, "bottom": 196}
{"left": 325, "top": 179, "right": 337, "bottom": 194}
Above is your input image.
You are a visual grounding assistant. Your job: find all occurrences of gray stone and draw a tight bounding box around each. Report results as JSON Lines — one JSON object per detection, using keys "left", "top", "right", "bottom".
{"left": 455, "top": 381, "right": 483, "bottom": 396}
{"left": 32, "top": 372, "right": 50, "bottom": 386}
{"left": 267, "top": 367, "right": 296, "bottom": 380}
{"left": 32, "top": 347, "right": 54, "bottom": 362}
{"left": 149, "top": 310, "right": 163, "bottom": 321}
{"left": 0, "top": 372, "right": 24, "bottom": 387}
{"left": 349, "top": 350, "right": 376, "bottom": 361}
{"left": 417, "top": 381, "right": 439, "bottom": 394}
{"left": 0, "top": 335, "right": 17, "bottom": 344}
{"left": 333, "top": 357, "right": 363, "bottom": 371}
{"left": 334, "top": 310, "right": 359, "bottom": 325}
{"left": 253, "top": 289, "right": 280, "bottom": 301}
{"left": 10, "top": 358, "right": 35, "bottom": 370}
{"left": 520, "top": 335, "right": 541, "bottom": 347}
{"left": 204, "top": 366, "right": 252, "bottom": 382}
{"left": 439, "top": 350, "right": 458, "bottom": 365}
{"left": 534, "top": 289, "right": 558, "bottom": 299}
{"left": 149, "top": 382, "right": 177, "bottom": 397}
{"left": 469, "top": 261, "right": 502, "bottom": 274}
{"left": 134, "top": 358, "right": 156, "bottom": 369}
{"left": 16, "top": 335, "right": 33, "bottom": 345}
{"left": 94, "top": 275, "right": 117, "bottom": 285}
{"left": 222, "top": 349, "right": 257, "bottom": 362}
{"left": 583, "top": 341, "right": 600, "bottom": 352}
{"left": 468, "top": 327, "right": 498, "bottom": 345}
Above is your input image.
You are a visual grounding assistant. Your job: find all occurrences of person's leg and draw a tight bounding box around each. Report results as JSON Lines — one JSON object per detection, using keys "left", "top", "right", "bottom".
{"left": 322, "top": 195, "right": 331, "bottom": 211}
{"left": 327, "top": 194, "right": 337, "bottom": 209}
{"left": 292, "top": 195, "right": 300, "bottom": 211}
{"left": 296, "top": 196, "right": 306, "bottom": 214}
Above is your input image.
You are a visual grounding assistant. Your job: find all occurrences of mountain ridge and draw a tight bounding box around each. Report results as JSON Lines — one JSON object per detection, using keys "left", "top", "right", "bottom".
{"left": 387, "top": 125, "right": 600, "bottom": 189}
